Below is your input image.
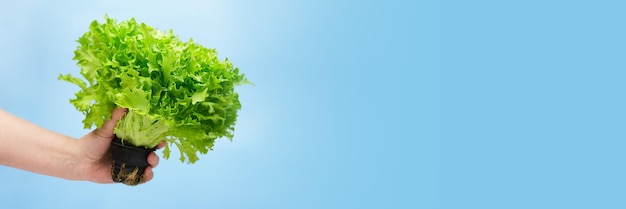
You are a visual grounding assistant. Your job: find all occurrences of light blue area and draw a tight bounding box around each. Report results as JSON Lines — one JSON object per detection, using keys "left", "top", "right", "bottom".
{"left": 0, "top": 0, "right": 429, "bottom": 208}
{"left": 437, "top": 0, "right": 626, "bottom": 208}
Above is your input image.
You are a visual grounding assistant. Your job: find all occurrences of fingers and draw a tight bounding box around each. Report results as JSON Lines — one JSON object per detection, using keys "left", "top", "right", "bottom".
{"left": 142, "top": 146, "right": 162, "bottom": 183}
{"left": 148, "top": 152, "right": 159, "bottom": 168}
{"left": 94, "top": 108, "right": 128, "bottom": 138}
{"left": 138, "top": 153, "right": 159, "bottom": 184}
{"left": 156, "top": 140, "right": 166, "bottom": 149}
{"left": 144, "top": 166, "right": 154, "bottom": 182}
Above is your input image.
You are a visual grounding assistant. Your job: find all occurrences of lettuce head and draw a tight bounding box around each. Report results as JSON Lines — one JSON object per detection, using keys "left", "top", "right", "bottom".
{"left": 59, "top": 16, "right": 248, "bottom": 163}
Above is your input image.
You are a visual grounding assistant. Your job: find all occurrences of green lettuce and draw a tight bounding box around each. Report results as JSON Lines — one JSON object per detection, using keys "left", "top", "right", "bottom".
{"left": 59, "top": 16, "right": 248, "bottom": 163}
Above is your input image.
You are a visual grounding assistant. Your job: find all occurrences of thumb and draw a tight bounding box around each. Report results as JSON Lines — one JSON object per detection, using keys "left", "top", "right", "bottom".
{"left": 94, "top": 108, "right": 128, "bottom": 138}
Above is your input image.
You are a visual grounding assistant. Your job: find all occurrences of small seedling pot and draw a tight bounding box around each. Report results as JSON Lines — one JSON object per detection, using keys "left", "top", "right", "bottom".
{"left": 110, "top": 136, "right": 154, "bottom": 186}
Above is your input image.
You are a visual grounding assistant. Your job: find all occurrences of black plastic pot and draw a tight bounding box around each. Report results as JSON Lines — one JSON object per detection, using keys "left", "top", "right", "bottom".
{"left": 110, "top": 137, "right": 154, "bottom": 186}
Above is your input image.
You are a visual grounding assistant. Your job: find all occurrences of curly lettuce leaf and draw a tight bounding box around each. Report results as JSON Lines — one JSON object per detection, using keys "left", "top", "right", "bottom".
{"left": 59, "top": 16, "right": 246, "bottom": 163}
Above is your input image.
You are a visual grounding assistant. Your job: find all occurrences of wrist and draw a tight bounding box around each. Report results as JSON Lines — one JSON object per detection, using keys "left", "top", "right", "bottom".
{"left": 65, "top": 139, "right": 90, "bottom": 181}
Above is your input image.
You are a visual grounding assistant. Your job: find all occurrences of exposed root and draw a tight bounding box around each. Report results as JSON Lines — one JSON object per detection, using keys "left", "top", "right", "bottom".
{"left": 111, "top": 161, "right": 146, "bottom": 186}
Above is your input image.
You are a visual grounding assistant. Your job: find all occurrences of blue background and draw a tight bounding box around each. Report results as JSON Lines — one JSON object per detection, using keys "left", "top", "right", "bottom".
{"left": 438, "top": 1, "right": 625, "bottom": 208}
{"left": 1, "top": 0, "right": 623, "bottom": 209}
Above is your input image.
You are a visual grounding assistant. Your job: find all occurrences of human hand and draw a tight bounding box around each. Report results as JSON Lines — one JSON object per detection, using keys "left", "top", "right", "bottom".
{"left": 76, "top": 108, "right": 165, "bottom": 184}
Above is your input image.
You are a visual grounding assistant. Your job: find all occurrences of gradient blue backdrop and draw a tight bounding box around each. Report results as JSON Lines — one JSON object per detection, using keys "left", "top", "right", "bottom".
{"left": 3, "top": 0, "right": 623, "bottom": 209}
{"left": 0, "top": 0, "right": 430, "bottom": 208}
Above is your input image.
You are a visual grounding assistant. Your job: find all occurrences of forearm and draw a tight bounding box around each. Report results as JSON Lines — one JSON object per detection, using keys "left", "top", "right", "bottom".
{"left": 0, "top": 109, "right": 83, "bottom": 180}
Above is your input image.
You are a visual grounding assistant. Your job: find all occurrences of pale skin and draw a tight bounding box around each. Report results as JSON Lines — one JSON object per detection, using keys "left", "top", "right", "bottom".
{"left": 0, "top": 108, "right": 164, "bottom": 184}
